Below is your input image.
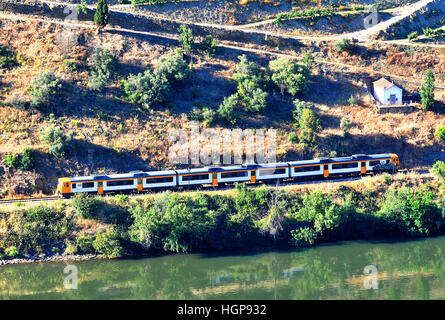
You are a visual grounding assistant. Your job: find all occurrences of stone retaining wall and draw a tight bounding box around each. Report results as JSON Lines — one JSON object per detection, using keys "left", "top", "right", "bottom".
{"left": 0, "top": 0, "right": 303, "bottom": 50}
{"left": 377, "top": 104, "right": 414, "bottom": 114}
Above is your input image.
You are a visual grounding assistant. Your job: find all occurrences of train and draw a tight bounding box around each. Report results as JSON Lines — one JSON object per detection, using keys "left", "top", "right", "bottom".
{"left": 57, "top": 153, "right": 400, "bottom": 198}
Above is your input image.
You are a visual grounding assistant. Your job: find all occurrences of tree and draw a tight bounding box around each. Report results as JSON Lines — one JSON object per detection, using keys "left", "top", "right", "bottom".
{"left": 407, "top": 31, "right": 418, "bottom": 41}
{"left": 94, "top": 0, "right": 109, "bottom": 28}
{"left": 298, "top": 108, "right": 321, "bottom": 145}
{"left": 334, "top": 38, "right": 354, "bottom": 52}
{"left": 156, "top": 50, "right": 190, "bottom": 84}
{"left": 199, "top": 35, "right": 218, "bottom": 58}
{"left": 432, "top": 161, "right": 445, "bottom": 181}
{"left": 420, "top": 69, "right": 435, "bottom": 110}
{"left": 237, "top": 79, "right": 268, "bottom": 114}
{"left": 340, "top": 117, "right": 353, "bottom": 135}
{"left": 122, "top": 70, "right": 170, "bottom": 111}
{"left": 268, "top": 57, "right": 310, "bottom": 95}
{"left": 292, "top": 98, "right": 313, "bottom": 124}
{"left": 178, "top": 25, "right": 194, "bottom": 55}
{"left": 233, "top": 54, "right": 265, "bottom": 88}
{"left": 435, "top": 125, "right": 445, "bottom": 141}
{"left": 88, "top": 47, "right": 115, "bottom": 91}
{"left": 218, "top": 94, "right": 239, "bottom": 124}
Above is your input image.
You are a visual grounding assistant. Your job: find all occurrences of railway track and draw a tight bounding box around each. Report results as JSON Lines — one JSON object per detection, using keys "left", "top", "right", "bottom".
{"left": 0, "top": 169, "right": 430, "bottom": 204}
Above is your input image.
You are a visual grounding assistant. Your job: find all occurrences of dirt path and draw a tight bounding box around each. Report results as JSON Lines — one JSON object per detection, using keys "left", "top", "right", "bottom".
{"left": 1, "top": 10, "right": 444, "bottom": 90}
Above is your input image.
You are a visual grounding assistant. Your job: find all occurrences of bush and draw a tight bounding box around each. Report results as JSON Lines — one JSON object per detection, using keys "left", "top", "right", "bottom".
{"left": 122, "top": 70, "right": 170, "bottom": 110}
{"left": 156, "top": 50, "right": 190, "bottom": 84}
{"left": 334, "top": 38, "right": 354, "bottom": 52}
{"left": 408, "top": 31, "right": 419, "bottom": 41}
{"left": 288, "top": 132, "right": 298, "bottom": 143}
{"left": 268, "top": 57, "right": 310, "bottom": 95}
{"left": 5, "top": 246, "right": 20, "bottom": 258}
{"left": 378, "top": 188, "right": 443, "bottom": 236}
{"left": 237, "top": 79, "right": 268, "bottom": 113}
{"left": 88, "top": 48, "right": 115, "bottom": 91}
{"left": 40, "top": 127, "right": 72, "bottom": 157}
{"left": 218, "top": 94, "right": 239, "bottom": 125}
{"left": 0, "top": 45, "right": 17, "bottom": 69}
{"left": 5, "top": 154, "right": 20, "bottom": 169}
{"left": 199, "top": 35, "right": 218, "bottom": 57}
{"left": 72, "top": 193, "right": 101, "bottom": 219}
{"left": 129, "top": 192, "right": 216, "bottom": 252}
{"left": 93, "top": 226, "right": 123, "bottom": 258}
{"left": 432, "top": 161, "right": 445, "bottom": 181}
{"left": 340, "top": 117, "right": 353, "bottom": 133}
{"left": 300, "top": 50, "right": 314, "bottom": 69}
{"left": 29, "top": 71, "right": 62, "bottom": 108}
{"left": 233, "top": 55, "right": 265, "bottom": 88}
{"left": 435, "top": 125, "right": 445, "bottom": 141}
{"left": 202, "top": 107, "right": 218, "bottom": 126}
{"left": 347, "top": 94, "right": 356, "bottom": 106}
{"left": 4, "top": 148, "right": 34, "bottom": 171}
{"left": 76, "top": 233, "right": 96, "bottom": 254}
{"left": 292, "top": 99, "right": 313, "bottom": 124}
{"left": 290, "top": 227, "right": 317, "bottom": 246}
{"left": 178, "top": 24, "right": 194, "bottom": 55}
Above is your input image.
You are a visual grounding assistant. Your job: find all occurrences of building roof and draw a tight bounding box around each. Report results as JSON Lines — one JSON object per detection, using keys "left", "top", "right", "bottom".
{"left": 373, "top": 78, "right": 398, "bottom": 91}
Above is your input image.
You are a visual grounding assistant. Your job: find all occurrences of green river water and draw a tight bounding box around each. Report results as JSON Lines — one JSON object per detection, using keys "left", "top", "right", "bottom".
{"left": 1, "top": 236, "right": 445, "bottom": 299}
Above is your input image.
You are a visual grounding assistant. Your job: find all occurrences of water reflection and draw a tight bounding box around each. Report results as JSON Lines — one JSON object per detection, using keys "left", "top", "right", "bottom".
{"left": 1, "top": 236, "right": 445, "bottom": 299}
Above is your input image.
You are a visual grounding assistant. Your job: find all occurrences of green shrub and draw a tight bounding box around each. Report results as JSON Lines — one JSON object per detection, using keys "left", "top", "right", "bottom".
{"left": 88, "top": 48, "right": 115, "bottom": 91}
{"left": 334, "top": 38, "right": 354, "bottom": 52}
{"left": 93, "top": 227, "right": 123, "bottom": 258}
{"left": 94, "top": 0, "right": 109, "bottom": 27}
{"left": 233, "top": 55, "right": 265, "bottom": 88}
{"left": 122, "top": 70, "right": 170, "bottom": 110}
{"left": 114, "top": 194, "right": 129, "bottom": 204}
{"left": 156, "top": 50, "right": 190, "bottom": 84}
{"left": 20, "top": 148, "right": 34, "bottom": 171}
{"left": 347, "top": 94, "right": 356, "bottom": 106}
{"left": 288, "top": 132, "right": 298, "bottom": 143}
{"left": 5, "top": 154, "right": 20, "bottom": 169}
{"left": 292, "top": 98, "right": 313, "bottom": 124}
{"left": 432, "top": 161, "right": 445, "bottom": 181}
{"left": 76, "top": 233, "right": 96, "bottom": 254}
{"left": 268, "top": 57, "right": 310, "bottom": 95}
{"left": 5, "top": 246, "right": 20, "bottom": 258}
{"left": 199, "top": 35, "right": 218, "bottom": 57}
{"left": 300, "top": 50, "right": 314, "bottom": 69}
{"left": 40, "top": 127, "right": 72, "bottom": 157}
{"left": 178, "top": 24, "right": 194, "bottom": 55}
{"left": 72, "top": 193, "right": 101, "bottom": 219}
{"left": 218, "top": 94, "right": 239, "bottom": 124}
{"left": 29, "top": 71, "right": 62, "bottom": 108}
{"left": 378, "top": 187, "right": 443, "bottom": 236}
{"left": 237, "top": 79, "right": 268, "bottom": 113}
{"left": 0, "top": 45, "right": 17, "bottom": 69}
{"left": 290, "top": 227, "right": 317, "bottom": 246}
{"left": 435, "top": 125, "right": 445, "bottom": 141}
{"left": 202, "top": 107, "right": 218, "bottom": 126}
{"left": 340, "top": 117, "right": 353, "bottom": 133}
{"left": 129, "top": 192, "right": 217, "bottom": 252}
{"left": 407, "top": 31, "right": 419, "bottom": 41}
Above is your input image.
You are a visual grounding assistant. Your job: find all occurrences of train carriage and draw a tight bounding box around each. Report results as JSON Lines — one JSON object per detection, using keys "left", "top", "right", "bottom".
{"left": 57, "top": 154, "right": 400, "bottom": 198}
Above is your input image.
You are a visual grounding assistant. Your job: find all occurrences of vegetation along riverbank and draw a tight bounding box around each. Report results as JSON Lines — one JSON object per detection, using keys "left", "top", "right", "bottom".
{"left": 1, "top": 164, "right": 445, "bottom": 264}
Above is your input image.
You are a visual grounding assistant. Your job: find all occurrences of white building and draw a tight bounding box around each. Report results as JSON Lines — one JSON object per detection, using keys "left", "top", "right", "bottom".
{"left": 373, "top": 78, "right": 403, "bottom": 105}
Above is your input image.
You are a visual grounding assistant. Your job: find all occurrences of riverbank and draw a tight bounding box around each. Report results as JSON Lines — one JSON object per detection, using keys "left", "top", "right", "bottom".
{"left": 1, "top": 171, "right": 445, "bottom": 264}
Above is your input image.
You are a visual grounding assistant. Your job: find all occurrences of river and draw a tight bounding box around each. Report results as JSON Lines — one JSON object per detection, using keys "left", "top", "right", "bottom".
{"left": 1, "top": 236, "right": 445, "bottom": 299}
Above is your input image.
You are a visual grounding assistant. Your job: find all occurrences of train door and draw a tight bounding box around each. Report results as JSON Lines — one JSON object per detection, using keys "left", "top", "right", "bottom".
{"left": 98, "top": 181, "right": 103, "bottom": 194}
{"left": 137, "top": 179, "right": 143, "bottom": 191}
{"left": 250, "top": 170, "right": 256, "bottom": 183}
{"left": 361, "top": 162, "right": 366, "bottom": 174}
{"left": 323, "top": 165, "right": 329, "bottom": 178}
{"left": 212, "top": 173, "right": 218, "bottom": 186}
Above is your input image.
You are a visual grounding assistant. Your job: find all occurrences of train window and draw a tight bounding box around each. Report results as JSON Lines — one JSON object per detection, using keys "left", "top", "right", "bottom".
{"left": 182, "top": 174, "right": 209, "bottom": 181}
{"left": 369, "top": 161, "right": 379, "bottom": 166}
{"left": 72, "top": 184, "right": 76, "bottom": 189}
{"left": 332, "top": 164, "right": 342, "bottom": 169}
{"left": 148, "top": 177, "right": 174, "bottom": 184}
{"left": 259, "top": 168, "right": 286, "bottom": 176}
{"left": 98, "top": 182, "right": 103, "bottom": 188}
{"left": 221, "top": 171, "right": 248, "bottom": 178}
{"left": 106, "top": 180, "right": 134, "bottom": 187}
{"left": 82, "top": 182, "right": 94, "bottom": 188}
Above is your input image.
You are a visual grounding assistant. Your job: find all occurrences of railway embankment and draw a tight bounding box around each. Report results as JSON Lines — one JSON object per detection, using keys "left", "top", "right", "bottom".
{"left": 1, "top": 171, "right": 445, "bottom": 265}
